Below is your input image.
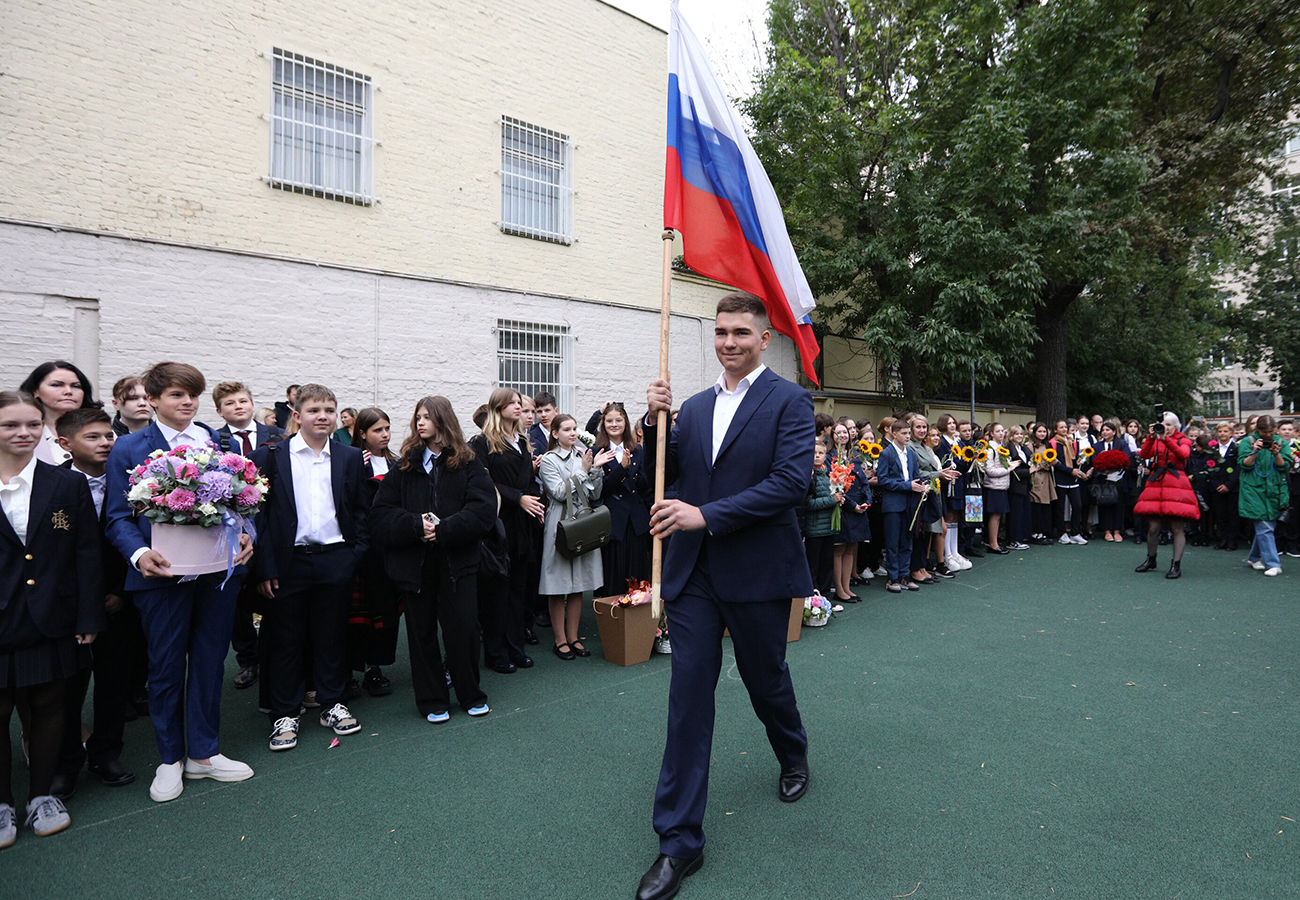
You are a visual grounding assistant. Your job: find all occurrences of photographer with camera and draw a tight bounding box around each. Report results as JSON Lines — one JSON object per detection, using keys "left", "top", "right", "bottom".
{"left": 1235, "top": 415, "right": 1293, "bottom": 577}
{"left": 1133, "top": 411, "right": 1199, "bottom": 578}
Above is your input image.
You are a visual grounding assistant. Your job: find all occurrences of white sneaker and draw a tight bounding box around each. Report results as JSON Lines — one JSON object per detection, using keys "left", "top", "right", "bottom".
{"left": 949, "top": 553, "right": 972, "bottom": 571}
{"left": 1059, "top": 534, "right": 1072, "bottom": 544}
{"left": 269, "top": 716, "right": 299, "bottom": 752}
{"left": 858, "top": 568, "right": 874, "bottom": 581}
{"left": 874, "top": 566, "right": 888, "bottom": 577}
{"left": 319, "top": 703, "right": 361, "bottom": 736}
{"left": 183, "top": 753, "right": 254, "bottom": 783}
{"left": 150, "top": 761, "right": 184, "bottom": 802}
{"left": 1249, "top": 560, "right": 1265, "bottom": 570}
{"left": 1264, "top": 567, "right": 1282, "bottom": 577}
{"left": 1070, "top": 534, "right": 1088, "bottom": 545}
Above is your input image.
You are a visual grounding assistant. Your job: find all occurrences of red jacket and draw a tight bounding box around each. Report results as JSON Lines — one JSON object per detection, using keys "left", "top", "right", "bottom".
{"left": 1133, "top": 432, "right": 1200, "bottom": 520}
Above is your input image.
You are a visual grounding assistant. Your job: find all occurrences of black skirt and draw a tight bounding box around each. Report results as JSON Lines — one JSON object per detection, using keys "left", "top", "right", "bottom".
{"left": 983, "top": 488, "right": 1011, "bottom": 515}
{"left": 600, "top": 518, "right": 650, "bottom": 596}
{"left": 0, "top": 594, "right": 89, "bottom": 689}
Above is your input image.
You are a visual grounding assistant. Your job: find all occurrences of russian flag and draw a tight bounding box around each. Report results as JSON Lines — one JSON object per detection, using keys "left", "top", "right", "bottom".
{"left": 665, "top": 0, "right": 820, "bottom": 384}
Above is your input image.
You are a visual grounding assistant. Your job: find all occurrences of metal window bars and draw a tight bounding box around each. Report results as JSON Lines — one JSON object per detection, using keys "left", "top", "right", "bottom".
{"left": 268, "top": 48, "right": 375, "bottom": 205}
{"left": 500, "top": 116, "right": 574, "bottom": 244}
{"left": 495, "top": 320, "right": 576, "bottom": 413}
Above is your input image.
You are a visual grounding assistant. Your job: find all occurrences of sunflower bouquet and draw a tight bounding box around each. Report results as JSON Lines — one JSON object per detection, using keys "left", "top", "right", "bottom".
{"left": 858, "top": 438, "right": 883, "bottom": 470}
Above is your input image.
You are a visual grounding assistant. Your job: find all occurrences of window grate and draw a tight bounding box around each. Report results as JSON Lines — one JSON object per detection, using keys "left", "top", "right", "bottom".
{"left": 495, "top": 320, "right": 575, "bottom": 414}
{"left": 500, "top": 116, "right": 574, "bottom": 244}
{"left": 268, "top": 48, "right": 375, "bottom": 205}
{"left": 1203, "top": 390, "right": 1234, "bottom": 418}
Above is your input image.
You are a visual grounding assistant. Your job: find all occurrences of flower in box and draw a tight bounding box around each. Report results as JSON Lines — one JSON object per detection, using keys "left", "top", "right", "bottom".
{"left": 615, "top": 579, "right": 653, "bottom": 606}
{"left": 127, "top": 441, "right": 267, "bottom": 527}
{"left": 803, "top": 593, "right": 833, "bottom": 627}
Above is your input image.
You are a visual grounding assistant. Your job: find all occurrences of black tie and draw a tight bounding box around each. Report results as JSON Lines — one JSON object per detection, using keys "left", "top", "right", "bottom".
{"left": 236, "top": 430, "right": 253, "bottom": 455}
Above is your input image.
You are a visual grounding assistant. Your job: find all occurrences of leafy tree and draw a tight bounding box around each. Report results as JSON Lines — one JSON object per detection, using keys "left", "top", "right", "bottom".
{"left": 1236, "top": 198, "right": 1300, "bottom": 409}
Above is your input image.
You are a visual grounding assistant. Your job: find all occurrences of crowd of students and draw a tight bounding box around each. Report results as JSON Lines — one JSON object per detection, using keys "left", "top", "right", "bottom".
{"left": 0, "top": 359, "right": 663, "bottom": 847}
{"left": 801, "top": 410, "right": 1297, "bottom": 595}
{"left": 1, "top": 356, "right": 1295, "bottom": 848}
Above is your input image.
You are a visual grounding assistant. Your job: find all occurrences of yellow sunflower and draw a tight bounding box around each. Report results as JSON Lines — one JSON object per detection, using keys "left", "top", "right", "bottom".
{"left": 1043, "top": 448, "right": 1058, "bottom": 463}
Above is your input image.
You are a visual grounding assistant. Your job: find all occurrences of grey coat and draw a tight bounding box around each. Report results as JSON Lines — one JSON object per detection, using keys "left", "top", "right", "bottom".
{"left": 538, "top": 447, "right": 605, "bottom": 595}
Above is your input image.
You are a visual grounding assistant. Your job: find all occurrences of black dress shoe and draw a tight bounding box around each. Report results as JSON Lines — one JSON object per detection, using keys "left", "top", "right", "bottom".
{"left": 1166, "top": 561, "right": 1182, "bottom": 579}
{"left": 50, "top": 772, "right": 77, "bottom": 801}
{"left": 233, "top": 665, "right": 258, "bottom": 689}
{"left": 965, "top": 548, "right": 985, "bottom": 558}
{"left": 523, "top": 628, "right": 539, "bottom": 645}
{"left": 88, "top": 759, "right": 136, "bottom": 787}
{"left": 1135, "top": 555, "right": 1158, "bottom": 573}
{"left": 834, "top": 591, "right": 860, "bottom": 603}
{"left": 635, "top": 853, "right": 704, "bottom": 900}
{"left": 570, "top": 641, "right": 592, "bottom": 658}
{"left": 534, "top": 613, "right": 552, "bottom": 628}
{"left": 488, "top": 661, "right": 517, "bottom": 674}
{"left": 779, "top": 761, "right": 810, "bottom": 802}
{"left": 363, "top": 667, "right": 393, "bottom": 696}
{"left": 553, "top": 642, "right": 576, "bottom": 661}
{"left": 989, "top": 546, "right": 1010, "bottom": 555}
{"left": 512, "top": 656, "right": 535, "bottom": 669}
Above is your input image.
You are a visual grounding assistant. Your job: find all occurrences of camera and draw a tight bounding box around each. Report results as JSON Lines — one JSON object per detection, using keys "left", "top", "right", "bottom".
{"left": 1151, "top": 404, "right": 1165, "bottom": 436}
{"left": 1259, "top": 436, "right": 1275, "bottom": 450}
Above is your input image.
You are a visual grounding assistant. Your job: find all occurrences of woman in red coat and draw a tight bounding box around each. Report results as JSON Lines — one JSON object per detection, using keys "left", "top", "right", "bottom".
{"left": 1133, "top": 411, "right": 1199, "bottom": 579}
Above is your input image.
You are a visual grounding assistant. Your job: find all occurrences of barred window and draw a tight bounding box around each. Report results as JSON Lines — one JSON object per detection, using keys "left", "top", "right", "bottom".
{"left": 1203, "top": 391, "right": 1234, "bottom": 418}
{"left": 495, "top": 320, "right": 576, "bottom": 413}
{"left": 500, "top": 117, "right": 574, "bottom": 244}
{"left": 268, "top": 48, "right": 375, "bottom": 205}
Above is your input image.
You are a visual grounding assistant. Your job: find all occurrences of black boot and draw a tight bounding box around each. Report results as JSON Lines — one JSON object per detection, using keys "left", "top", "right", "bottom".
{"left": 1135, "top": 555, "right": 1158, "bottom": 573}
{"left": 1166, "top": 561, "right": 1182, "bottom": 579}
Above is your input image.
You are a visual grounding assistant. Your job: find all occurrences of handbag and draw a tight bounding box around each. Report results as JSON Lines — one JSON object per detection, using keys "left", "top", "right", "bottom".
{"left": 1280, "top": 505, "right": 1296, "bottom": 526}
{"left": 1089, "top": 481, "right": 1120, "bottom": 505}
{"left": 555, "top": 475, "right": 612, "bottom": 560}
{"left": 964, "top": 493, "right": 984, "bottom": 523}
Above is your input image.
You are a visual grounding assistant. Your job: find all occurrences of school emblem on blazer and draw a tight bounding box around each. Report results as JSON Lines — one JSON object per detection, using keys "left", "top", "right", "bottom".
{"left": 51, "top": 509, "right": 71, "bottom": 531}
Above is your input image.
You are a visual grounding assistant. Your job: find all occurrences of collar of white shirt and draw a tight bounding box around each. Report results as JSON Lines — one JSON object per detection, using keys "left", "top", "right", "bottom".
{"left": 2, "top": 455, "right": 39, "bottom": 492}
{"left": 156, "top": 419, "right": 207, "bottom": 449}
{"left": 422, "top": 446, "right": 441, "bottom": 472}
{"left": 291, "top": 433, "right": 331, "bottom": 459}
{"left": 712, "top": 363, "right": 767, "bottom": 396}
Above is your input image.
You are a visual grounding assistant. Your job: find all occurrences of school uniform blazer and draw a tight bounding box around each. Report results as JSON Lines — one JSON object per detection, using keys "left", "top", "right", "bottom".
{"left": 876, "top": 443, "right": 922, "bottom": 515}
{"left": 368, "top": 453, "right": 497, "bottom": 590}
{"left": 60, "top": 460, "right": 128, "bottom": 597}
{"left": 105, "top": 420, "right": 234, "bottom": 593}
{"left": 642, "top": 367, "right": 814, "bottom": 605}
{"left": 0, "top": 462, "right": 105, "bottom": 638}
{"left": 1205, "top": 442, "right": 1240, "bottom": 492}
{"left": 216, "top": 421, "right": 285, "bottom": 454}
{"left": 248, "top": 439, "right": 370, "bottom": 583}
{"left": 469, "top": 433, "right": 541, "bottom": 561}
{"left": 528, "top": 424, "right": 549, "bottom": 459}
{"left": 600, "top": 444, "right": 652, "bottom": 539}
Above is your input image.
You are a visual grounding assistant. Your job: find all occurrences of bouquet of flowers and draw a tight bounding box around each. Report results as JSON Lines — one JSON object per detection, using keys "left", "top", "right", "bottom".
{"left": 828, "top": 460, "right": 856, "bottom": 531}
{"left": 654, "top": 612, "right": 671, "bottom": 654}
{"left": 577, "top": 429, "right": 597, "bottom": 450}
{"left": 858, "top": 439, "right": 883, "bottom": 470}
{"left": 803, "top": 592, "right": 834, "bottom": 627}
{"left": 614, "top": 579, "right": 653, "bottom": 606}
{"left": 127, "top": 443, "right": 267, "bottom": 527}
{"left": 1091, "top": 449, "right": 1131, "bottom": 473}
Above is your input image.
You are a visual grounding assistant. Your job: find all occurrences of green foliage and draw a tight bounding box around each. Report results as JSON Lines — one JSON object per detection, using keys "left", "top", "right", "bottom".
{"left": 1236, "top": 200, "right": 1300, "bottom": 407}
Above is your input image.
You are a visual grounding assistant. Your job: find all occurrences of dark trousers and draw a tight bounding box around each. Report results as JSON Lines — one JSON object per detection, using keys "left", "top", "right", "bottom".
{"left": 1032, "top": 501, "right": 1052, "bottom": 536}
{"left": 75, "top": 601, "right": 144, "bottom": 768}
{"left": 909, "top": 526, "right": 930, "bottom": 572}
{"left": 58, "top": 668, "right": 92, "bottom": 779}
{"left": 652, "top": 559, "right": 807, "bottom": 858}
{"left": 882, "top": 510, "right": 913, "bottom": 582}
{"left": 802, "top": 535, "right": 834, "bottom": 597}
{"left": 1210, "top": 489, "right": 1240, "bottom": 546}
{"left": 402, "top": 555, "right": 485, "bottom": 715}
{"left": 133, "top": 573, "right": 240, "bottom": 763}
{"left": 1097, "top": 503, "right": 1124, "bottom": 532}
{"left": 231, "top": 609, "right": 259, "bottom": 668}
{"left": 346, "top": 556, "right": 402, "bottom": 671}
{"left": 1053, "top": 487, "right": 1082, "bottom": 536}
{"left": 1280, "top": 479, "right": 1300, "bottom": 553}
{"left": 265, "top": 545, "right": 356, "bottom": 722}
{"left": 479, "top": 563, "right": 527, "bottom": 667}
{"left": 1008, "top": 493, "right": 1031, "bottom": 543}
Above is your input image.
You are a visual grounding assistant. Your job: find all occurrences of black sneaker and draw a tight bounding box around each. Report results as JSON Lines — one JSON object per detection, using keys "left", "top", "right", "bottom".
{"left": 269, "top": 716, "right": 299, "bottom": 751}
{"left": 933, "top": 564, "right": 956, "bottom": 579}
{"left": 363, "top": 668, "right": 392, "bottom": 697}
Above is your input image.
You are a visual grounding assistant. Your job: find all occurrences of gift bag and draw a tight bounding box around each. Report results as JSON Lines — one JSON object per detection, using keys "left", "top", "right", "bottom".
{"left": 964, "top": 493, "right": 984, "bottom": 523}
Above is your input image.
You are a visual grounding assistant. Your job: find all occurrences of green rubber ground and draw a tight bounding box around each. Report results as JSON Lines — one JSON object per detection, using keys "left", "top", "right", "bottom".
{"left": 7, "top": 539, "right": 1298, "bottom": 899}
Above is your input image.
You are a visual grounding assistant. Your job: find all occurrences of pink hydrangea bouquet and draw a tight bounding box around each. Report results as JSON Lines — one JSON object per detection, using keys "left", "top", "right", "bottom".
{"left": 127, "top": 443, "right": 268, "bottom": 527}
{"left": 803, "top": 592, "right": 834, "bottom": 627}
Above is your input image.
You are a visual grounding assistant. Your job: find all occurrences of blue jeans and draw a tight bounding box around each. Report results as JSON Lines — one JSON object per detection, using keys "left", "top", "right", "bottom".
{"left": 1249, "top": 519, "right": 1281, "bottom": 570}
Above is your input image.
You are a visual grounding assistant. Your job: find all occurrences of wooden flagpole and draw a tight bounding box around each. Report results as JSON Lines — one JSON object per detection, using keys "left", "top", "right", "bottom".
{"left": 651, "top": 229, "right": 674, "bottom": 621}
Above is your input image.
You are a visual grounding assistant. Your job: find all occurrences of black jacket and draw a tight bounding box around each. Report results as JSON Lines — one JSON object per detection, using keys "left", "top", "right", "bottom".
{"left": 0, "top": 462, "right": 105, "bottom": 638}
{"left": 469, "top": 433, "right": 540, "bottom": 561}
{"left": 1007, "top": 442, "right": 1032, "bottom": 496}
{"left": 249, "top": 439, "right": 370, "bottom": 583}
{"left": 1204, "top": 440, "right": 1240, "bottom": 492}
{"left": 60, "top": 460, "right": 128, "bottom": 599}
{"left": 601, "top": 444, "right": 651, "bottom": 538}
{"left": 217, "top": 421, "right": 285, "bottom": 455}
{"left": 369, "top": 451, "right": 497, "bottom": 590}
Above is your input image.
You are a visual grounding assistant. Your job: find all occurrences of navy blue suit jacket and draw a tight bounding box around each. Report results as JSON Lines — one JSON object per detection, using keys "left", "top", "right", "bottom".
{"left": 876, "top": 443, "right": 922, "bottom": 514}
{"left": 643, "top": 367, "right": 814, "bottom": 604}
{"left": 216, "top": 421, "right": 285, "bottom": 455}
{"left": 248, "top": 439, "right": 370, "bottom": 583}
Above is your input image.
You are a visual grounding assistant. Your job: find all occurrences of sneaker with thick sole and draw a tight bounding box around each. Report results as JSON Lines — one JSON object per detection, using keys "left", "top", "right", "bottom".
{"left": 426, "top": 711, "right": 450, "bottom": 723}
{"left": 1069, "top": 534, "right": 1088, "bottom": 545}
{"left": 183, "top": 754, "right": 254, "bottom": 783}
{"left": 949, "top": 554, "right": 972, "bottom": 571}
{"left": 319, "top": 703, "right": 361, "bottom": 735}
{"left": 269, "top": 716, "right": 299, "bottom": 751}
{"left": 873, "top": 566, "right": 888, "bottom": 577}
{"left": 933, "top": 564, "right": 956, "bottom": 579}
{"left": 467, "top": 704, "right": 491, "bottom": 717}
{"left": 1058, "top": 534, "right": 1072, "bottom": 544}
{"left": 24, "top": 796, "right": 70, "bottom": 837}
{"left": 1249, "top": 560, "right": 1266, "bottom": 570}
{"left": 1264, "top": 567, "right": 1282, "bottom": 577}
{"left": 0, "top": 804, "right": 15, "bottom": 849}
{"left": 150, "top": 761, "right": 184, "bottom": 802}
{"left": 858, "top": 569, "right": 875, "bottom": 581}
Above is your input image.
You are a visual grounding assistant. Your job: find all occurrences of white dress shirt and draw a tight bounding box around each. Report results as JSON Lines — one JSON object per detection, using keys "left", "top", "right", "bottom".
{"left": 0, "top": 455, "right": 39, "bottom": 544}
{"left": 36, "top": 425, "right": 71, "bottom": 465}
{"left": 370, "top": 455, "right": 389, "bottom": 477}
{"left": 710, "top": 364, "right": 767, "bottom": 464}
{"left": 156, "top": 419, "right": 210, "bottom": 451}
{"left": 289, "top": 435, "right": 345, "bottom": 546}
{"left": 72, "top": 463, "right": 107, "bottom": 516}
{"left": 894, "top": 441, "right": 911, "bottom": 482}
{"left": 422, "top": 446, "right": 441, "bottom": 473}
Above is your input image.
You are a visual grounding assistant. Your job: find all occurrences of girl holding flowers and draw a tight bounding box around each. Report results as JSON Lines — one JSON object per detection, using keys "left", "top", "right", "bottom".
{"left": 981, "top": 424, "right": 1014, "bottom": 554}
{"left": 1028, "top": 423, "right": 1058, "bottom": 544}
{"left": 829, "top": 423, "right": 870, "bottom": 602}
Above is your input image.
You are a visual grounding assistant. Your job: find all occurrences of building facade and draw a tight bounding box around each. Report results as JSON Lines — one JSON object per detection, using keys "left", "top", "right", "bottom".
{"left": 0, "top": 0, "right": 796, "bottom": 424}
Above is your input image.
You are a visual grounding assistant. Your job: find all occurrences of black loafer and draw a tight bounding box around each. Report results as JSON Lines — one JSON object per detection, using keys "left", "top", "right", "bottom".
{"left": 512, "top": 656, "right": 535, "bottom": 669}
{"left": 523, "top": 629, "right": 539, "bottom": 645}
{"left": 233, "top": 665, "right": 258, "bottom": 689}
{"left": 965, "top": 548, "right": 985, "bottom": 558}
{"left": 88, "top": 759, "right": 136, "bottom": 787}
{"left": 50, "top": 772, "right": 77, "bottom": 801}
{"left": 488, "top": 661, "right": 517, "bottom": 674}
{"left": 779, "top": 761, "right": 810, "bottom": 802}
{"left": 635, "top": 853, "right": 704, "bottom": 900}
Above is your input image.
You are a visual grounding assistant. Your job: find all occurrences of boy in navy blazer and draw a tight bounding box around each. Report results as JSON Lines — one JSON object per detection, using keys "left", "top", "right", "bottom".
{"left": 635, "top": 293, "right": 815, "bottom": 900}
{"left": 876, "top": 419, "right": 927, "bottom": 593}
{"left": 250, "top": 384, "right": 369, "bottom": 752}
{"left": 104, "top": 362, "right": 255, "bottom": 803}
